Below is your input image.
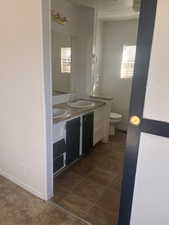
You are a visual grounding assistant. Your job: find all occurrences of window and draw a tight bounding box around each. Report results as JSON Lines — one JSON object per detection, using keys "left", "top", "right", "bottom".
{"left": 61, "top": 47, "right": 71, "bottom": 73}
{"left": 120, "top": 45, "right": 136, "bottom": 79}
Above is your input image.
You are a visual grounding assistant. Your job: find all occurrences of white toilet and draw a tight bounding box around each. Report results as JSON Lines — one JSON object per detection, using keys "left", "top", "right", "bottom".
{"left": 109, "top": 112, "right": 122, "bottom": 136}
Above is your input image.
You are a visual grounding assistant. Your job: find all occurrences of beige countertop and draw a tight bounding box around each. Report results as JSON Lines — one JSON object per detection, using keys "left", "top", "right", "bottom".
{"left": 53, "top": 99, "right": 105, "bottom": 124}
{"left": 90, "top": 95, "right": 113, "bottom": 101}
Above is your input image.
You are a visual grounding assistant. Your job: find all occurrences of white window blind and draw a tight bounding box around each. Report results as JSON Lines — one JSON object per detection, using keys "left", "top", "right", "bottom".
{"left": 61, "top": 47, "right": 71, "bottom": 73}
{"left": 120, "top": 45, "right": 136, "bottom": 79}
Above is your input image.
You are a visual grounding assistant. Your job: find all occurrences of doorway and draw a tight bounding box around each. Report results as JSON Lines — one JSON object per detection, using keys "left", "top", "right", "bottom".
{"left": 51, "top": 0, "right": 138, "bottom": 223}
{"left": 46, "top": 0, "right": 158, "bottom": 225}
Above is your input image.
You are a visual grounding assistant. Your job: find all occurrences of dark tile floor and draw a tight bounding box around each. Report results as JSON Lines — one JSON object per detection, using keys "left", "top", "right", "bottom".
{"left": 0, "top": 176, "right": 88, "bottom": 225}
{"left": 53, "top": 132, "right": 126, "bottom": 225}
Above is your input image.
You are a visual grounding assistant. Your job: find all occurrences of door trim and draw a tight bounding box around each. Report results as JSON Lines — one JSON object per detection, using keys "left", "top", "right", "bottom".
{"left": 118, "top": 0, "right": 158, "bottom": 224}
{"left": 141, "top": 119, "right": 169, "bottom": 138}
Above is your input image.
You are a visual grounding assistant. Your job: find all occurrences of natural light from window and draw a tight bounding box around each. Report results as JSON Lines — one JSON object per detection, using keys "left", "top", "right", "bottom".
{"left": 61, "top": 47, "right": 71, "bottom": 74}
{"left": 120, "top": 45, "right": 136, "bottom": 79}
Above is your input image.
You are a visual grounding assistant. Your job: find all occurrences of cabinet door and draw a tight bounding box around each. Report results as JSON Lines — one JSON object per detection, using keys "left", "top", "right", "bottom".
{"left": 53, "top": 139, "right": 66, "bottom": 160}
{"left": 53, "top": 154, "right": 65, "bottom": 174}
{"left": 93, "top": 107, "right": 105, "bottom": 145}
{"left": 82, "top": 112, "right": 94, "bottom": 155}
{"left": 66, "top": 117, "right": 80, "bottom": 165}
{"left": 53, "top": 139, "right": 66, "bottom": 174}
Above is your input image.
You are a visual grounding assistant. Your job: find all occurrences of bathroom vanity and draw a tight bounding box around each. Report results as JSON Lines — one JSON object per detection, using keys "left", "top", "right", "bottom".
{"left": 52, "top": 100, "right": 108, "bottom": 175}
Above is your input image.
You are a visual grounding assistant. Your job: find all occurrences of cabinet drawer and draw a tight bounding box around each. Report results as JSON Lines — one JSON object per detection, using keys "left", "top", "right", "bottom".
{"left": 53, "top": 121, "right": 66, "bottom": 143}
{"left": 53, "top": 155, "right": 65, "bottom": 174}
{"left": 53, "top": 139, "right": 66, "bottom": 160}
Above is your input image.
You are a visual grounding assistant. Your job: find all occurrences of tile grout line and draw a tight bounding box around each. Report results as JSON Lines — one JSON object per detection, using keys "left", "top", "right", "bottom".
{"left": 52, "top": 133, "right": 126, "bottom": 225}
{"left": 49, "top": 200, "right": 93, "bottom": 225}
{"left": 53, "top": 173, "right": 106, "bottom": 224}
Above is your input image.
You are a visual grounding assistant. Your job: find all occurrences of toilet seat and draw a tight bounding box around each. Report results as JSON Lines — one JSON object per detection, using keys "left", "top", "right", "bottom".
{"left": 110, "top": 112, "right": 122, "bottom": 120}
{"left": 109, "top": 112, "right": 122, "bottom": 136}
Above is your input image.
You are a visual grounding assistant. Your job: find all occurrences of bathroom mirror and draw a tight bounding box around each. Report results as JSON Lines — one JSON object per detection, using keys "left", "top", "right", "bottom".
{"left": 52, "top": 31, "right": 73, "bottom": 94}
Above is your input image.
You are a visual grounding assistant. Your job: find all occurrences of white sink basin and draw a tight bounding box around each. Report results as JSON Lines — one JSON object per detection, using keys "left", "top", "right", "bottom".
{"left": 53, "top": 108, "right": 70, "bottom": 119}
{"left": 67, "top": 100, "right": 95, "bottom": 109}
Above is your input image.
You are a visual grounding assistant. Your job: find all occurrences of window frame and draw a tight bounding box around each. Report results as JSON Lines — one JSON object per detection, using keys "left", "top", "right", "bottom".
{"left": 60, "top": 47, "right": 72, "bottom": 74}
{"left": 120, "top": 45, "right": 136, "bottom": 79}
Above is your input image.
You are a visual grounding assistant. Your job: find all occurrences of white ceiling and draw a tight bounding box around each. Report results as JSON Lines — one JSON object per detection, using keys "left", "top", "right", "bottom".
{"left": 69, "top": 0, "right": 140, "bottom": 21}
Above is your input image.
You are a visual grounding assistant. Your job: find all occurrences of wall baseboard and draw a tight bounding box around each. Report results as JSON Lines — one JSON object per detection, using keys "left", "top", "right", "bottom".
{"left": 47, "top": 191, "right": 54, "bottom": 200}
{"left": 0, "top": 169, "right": 49, "bottom": 200}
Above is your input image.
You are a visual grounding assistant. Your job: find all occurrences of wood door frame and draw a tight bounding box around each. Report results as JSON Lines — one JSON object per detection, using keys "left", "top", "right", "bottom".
{"left": 118, "top": 0, "right": 159, "bottom": 224}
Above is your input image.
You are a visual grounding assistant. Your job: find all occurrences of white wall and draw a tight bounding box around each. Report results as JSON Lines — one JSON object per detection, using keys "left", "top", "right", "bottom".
{"left": 101, "top": 20, "right": 139, "bottom": 130}
{"left": 0, "top": 0, "right": 49, "bottom": 200}
{"left": 42, "top": 0, "right": 53, "bottom": 200}
{"left": 92, "top": 17, "right": 103, "bottom": 96}
{"left": 130, "top": 1, "right": 169, "bottom": 224}
{"left": 51, "top": 0, "right": 94, "bottom": 96}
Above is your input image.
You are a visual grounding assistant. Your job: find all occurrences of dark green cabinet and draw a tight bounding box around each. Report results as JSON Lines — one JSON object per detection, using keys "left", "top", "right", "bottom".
{"left": 53, "top": 113, "right": 94, "bottom": 175}
{"left": 53, "top": 139, "right": 66, "bottom": 174}
{"left": 82, "top": 112, "right": 94, "bottom": 155}
{"left": 66, "top": 117, "right": 81, "bottom": 165}
{"left": 53, "top": 155, "right": 65, "bottom": 173}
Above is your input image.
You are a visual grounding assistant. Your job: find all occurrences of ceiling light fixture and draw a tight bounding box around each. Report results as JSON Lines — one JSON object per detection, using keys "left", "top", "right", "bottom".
{"left": 51, "top": 11, "right": 68, "bottom": 25}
